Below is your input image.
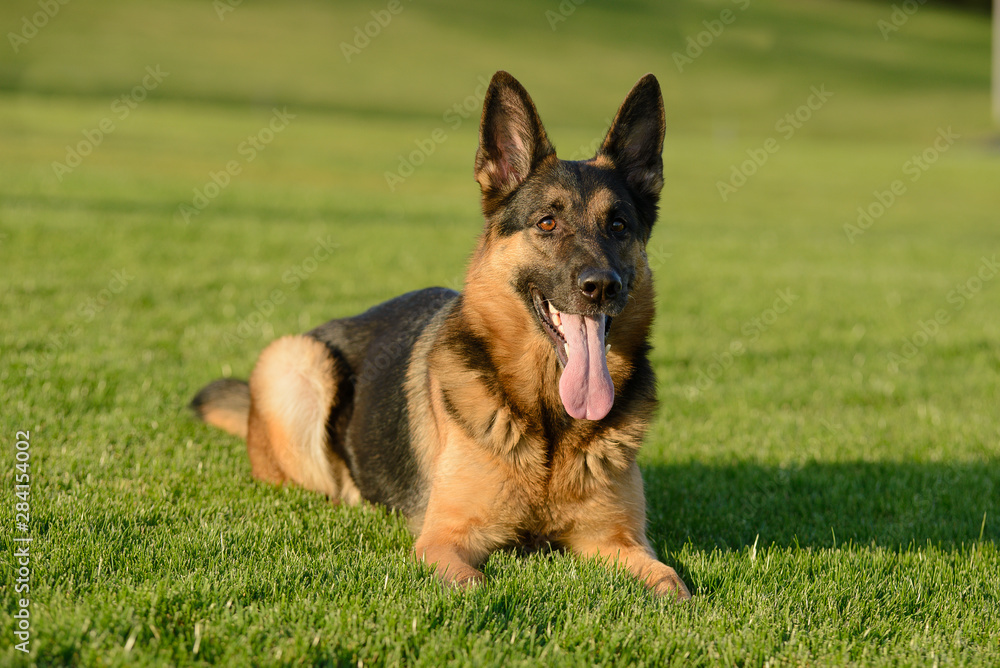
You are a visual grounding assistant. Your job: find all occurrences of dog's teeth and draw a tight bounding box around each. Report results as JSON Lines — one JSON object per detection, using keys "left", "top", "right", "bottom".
{"left": 605, "top": 344, "right": 611, "bottom": 355}
{"left": 552, "top": 311, "right": 562, "bottom": 327}
{"left": 563, "top": 343, "right": 568, "bottom": 355}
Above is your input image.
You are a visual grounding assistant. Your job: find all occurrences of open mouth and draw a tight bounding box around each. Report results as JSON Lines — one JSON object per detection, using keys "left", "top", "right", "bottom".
{"left": 531, "top": 289, "right": 611, "bottom": 367}
{"left": 530, "top": 288, "right": 615, "bottom": 421}
{"left": 532, "top": 289, "right": 569, "bottom": 366}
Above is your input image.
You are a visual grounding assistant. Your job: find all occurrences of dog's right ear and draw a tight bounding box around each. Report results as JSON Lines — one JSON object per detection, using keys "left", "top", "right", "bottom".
{"left": 475, "top": 71, "right": 556, "bottom": 204}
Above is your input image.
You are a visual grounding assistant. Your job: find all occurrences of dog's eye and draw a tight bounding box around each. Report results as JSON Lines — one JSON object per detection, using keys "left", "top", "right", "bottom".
{"left": 537, "top": 217, "right": 556, "bottom": 232}
{"left": 610, "top": 219, "right": 627, "bottom": 237}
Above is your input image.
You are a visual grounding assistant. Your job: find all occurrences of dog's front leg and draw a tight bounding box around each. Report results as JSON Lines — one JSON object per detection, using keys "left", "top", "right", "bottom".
{"left": 413, "top": 495, "right": 510, "bottom": 587}
{"left": 577, "top": 539, "right": 691, "bottom": 601}
{"left": 563, "top": 463, "right": 691, "bottom": 601}
{"left": 413, "top": 533, "right": 485, "bottom": 587}
{"left": 411, "top": 443, "right": 513, "bottom": 588}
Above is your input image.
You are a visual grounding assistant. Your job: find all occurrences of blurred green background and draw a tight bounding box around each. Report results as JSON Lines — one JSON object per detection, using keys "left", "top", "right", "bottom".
{"left": 2, "top": 0, "right": 999, "bottom": 665}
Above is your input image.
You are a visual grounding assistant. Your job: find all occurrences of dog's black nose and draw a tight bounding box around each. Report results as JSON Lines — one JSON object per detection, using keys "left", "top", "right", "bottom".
{"left": 578, "top": 269, "right": 622, "bottom": 304}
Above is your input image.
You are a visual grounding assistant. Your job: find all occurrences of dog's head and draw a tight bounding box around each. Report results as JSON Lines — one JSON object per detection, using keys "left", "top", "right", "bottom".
{"left": 467, "top": 71, "right": 665, "bottom": 421}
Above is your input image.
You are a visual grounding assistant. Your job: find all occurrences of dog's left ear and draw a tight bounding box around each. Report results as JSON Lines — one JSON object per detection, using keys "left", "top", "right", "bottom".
{"left": 597, "top": 74, "right": 665, "bottom": 216}
{"left": 475, "top": 71, "right": 556, "bottom": 203}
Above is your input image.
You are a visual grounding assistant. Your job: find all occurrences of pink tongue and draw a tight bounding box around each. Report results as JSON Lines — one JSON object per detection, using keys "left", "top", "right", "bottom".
{"left": 557, "top": 313, "right": 614, "bottom": 420}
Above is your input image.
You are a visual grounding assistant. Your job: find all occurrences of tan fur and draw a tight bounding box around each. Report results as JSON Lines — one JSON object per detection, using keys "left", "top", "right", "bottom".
{"left": 590, "top": 153, "right": 616, "bottom": 171}
{"left": 246, "top": 335, "right": 360, "bottom": 503}
{"left": 402, "top": 306, "right": 454, "bottom": 534}
{"left": 200, "top": 405, "right": 249, "bottom": 439}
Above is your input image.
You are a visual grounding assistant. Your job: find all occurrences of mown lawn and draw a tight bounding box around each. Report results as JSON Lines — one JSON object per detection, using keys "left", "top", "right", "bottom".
{"left": 2, "top": 0, "right": 999, "bottom": 665}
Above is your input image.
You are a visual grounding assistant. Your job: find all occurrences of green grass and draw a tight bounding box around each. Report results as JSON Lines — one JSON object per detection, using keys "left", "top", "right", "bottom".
{"left": 2, "top": 0, "right": 999, "bottom": 665}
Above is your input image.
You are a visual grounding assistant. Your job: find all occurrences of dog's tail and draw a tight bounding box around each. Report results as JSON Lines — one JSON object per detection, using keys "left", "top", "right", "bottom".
{"left": 190, "top": 378, "right": 250, "bottom": 439}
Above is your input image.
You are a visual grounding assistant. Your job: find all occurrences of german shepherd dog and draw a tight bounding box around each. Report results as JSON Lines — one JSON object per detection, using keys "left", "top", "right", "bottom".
{"left": 191, "top": 71, "right": 690, "bottom": 600}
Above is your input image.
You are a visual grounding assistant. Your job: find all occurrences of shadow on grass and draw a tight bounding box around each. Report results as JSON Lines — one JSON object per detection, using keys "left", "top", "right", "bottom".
{"left": 642, "top": 460, "right": 999, "bottom": 552}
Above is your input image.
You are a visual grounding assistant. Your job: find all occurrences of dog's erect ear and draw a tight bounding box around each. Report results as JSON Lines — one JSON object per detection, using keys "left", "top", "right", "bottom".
{"left": 596, "top": 74, "right": 665, "bottom": 209}
{"left": 475, "top": 71, "right": 556, "bottom": 201}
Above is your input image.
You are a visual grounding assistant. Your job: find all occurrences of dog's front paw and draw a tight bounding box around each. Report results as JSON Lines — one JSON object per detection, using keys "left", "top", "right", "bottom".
{"left": 414, "top": 543, "right": 484, "bottom": 589}
{"left": 437, "top": 563, "right": 485, "bottom": 589}
{"left": 649, "top": 565, "right": 691, "bottom": 601}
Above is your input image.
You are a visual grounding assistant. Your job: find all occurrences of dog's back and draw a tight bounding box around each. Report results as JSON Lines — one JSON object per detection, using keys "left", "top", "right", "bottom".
{"left": 192, "top": 287, "right": 457, "bottom": 513}
{"left": 307, "top": 287, "right": 457, "bottom": 513}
